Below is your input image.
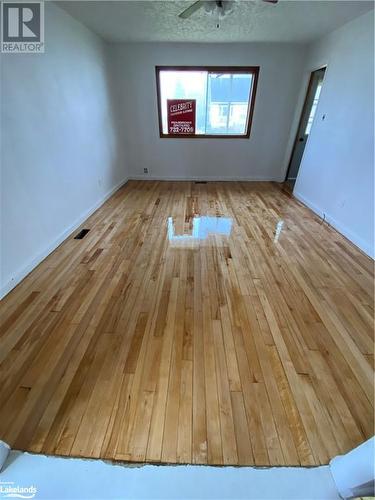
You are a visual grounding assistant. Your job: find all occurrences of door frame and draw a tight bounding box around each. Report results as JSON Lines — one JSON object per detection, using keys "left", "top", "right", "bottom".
{"left": 284, "top": 64, "right": 327, "bottom": 182}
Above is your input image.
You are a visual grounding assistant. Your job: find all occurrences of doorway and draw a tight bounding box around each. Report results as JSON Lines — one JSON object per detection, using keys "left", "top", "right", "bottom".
{"left": 285, "top": 67, "right": 326, "bottom": 188}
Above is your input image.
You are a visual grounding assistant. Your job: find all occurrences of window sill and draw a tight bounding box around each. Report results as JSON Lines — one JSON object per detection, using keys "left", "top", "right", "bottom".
{"left": 159, "top": 133, "right": 250, "bottom": 139}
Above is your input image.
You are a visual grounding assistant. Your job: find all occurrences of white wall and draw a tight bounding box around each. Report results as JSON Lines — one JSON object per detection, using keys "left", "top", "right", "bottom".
{"left": 1, "top": 3, "right": 128, "bottom": 297}
{"left": 109, "top": 42, "right": 306, "bottom": 181}
{"left": 293, "top": 11, "right": 374, "bottom": 258}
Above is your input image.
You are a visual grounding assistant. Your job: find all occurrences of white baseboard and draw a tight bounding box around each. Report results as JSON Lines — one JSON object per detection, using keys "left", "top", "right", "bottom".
{"left": 0, "top": 177, "right": 129, "bottom": 299}
{"left": 294, "top": 190, "right": 374, "bottom": 259}
{"left": 129, "top": 175, "right": 282, "bottom": 182}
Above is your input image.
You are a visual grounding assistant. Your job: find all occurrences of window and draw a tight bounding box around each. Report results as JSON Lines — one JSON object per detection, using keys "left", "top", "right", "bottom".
{"left": 156, "top": 66, "right": 259, "bottom": 138}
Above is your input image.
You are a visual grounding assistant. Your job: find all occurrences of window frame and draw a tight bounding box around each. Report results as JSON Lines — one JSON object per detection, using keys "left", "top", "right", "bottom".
{"left": 155, "top": 66, "right": 260, "bottom": 139}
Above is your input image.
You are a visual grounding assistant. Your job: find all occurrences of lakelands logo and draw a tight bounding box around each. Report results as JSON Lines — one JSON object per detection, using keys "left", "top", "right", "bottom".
{"left": 1, "top": 2, "right": 44, "bottom": 53}
{"left": 0, "top": 482, "right": 37, "bottom": 499}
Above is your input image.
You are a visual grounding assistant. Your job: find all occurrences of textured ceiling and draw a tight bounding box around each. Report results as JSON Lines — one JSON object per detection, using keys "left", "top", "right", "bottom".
{"left": 58, "top": 0, "right": 374, "bottom": 43}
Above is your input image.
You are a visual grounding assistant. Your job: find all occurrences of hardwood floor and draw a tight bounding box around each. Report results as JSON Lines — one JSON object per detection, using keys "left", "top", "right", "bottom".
{"left": 0, "top": 180, "right": 373, "bottom": 466}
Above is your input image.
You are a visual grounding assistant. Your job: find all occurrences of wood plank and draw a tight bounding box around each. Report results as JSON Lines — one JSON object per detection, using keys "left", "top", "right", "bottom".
{"left": 0, "top": 180, "right": 372, "bottom": 466}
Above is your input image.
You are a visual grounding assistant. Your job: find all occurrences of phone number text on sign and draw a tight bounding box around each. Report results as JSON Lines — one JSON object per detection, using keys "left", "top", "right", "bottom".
{"left": 167, "top": 99, "right": 196, "bottom": 135}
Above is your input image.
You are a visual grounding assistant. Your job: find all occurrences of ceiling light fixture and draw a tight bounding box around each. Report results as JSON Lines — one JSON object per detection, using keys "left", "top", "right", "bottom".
{"left": 204, "top": 1, "right": 236, "bottom": 28}
{"left": 178, "top": 0, "right": 278, "bottom": 29}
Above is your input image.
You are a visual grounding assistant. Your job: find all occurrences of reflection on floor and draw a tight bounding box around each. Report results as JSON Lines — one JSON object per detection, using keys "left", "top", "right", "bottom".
{"left": 167, "top": 215, "right": 232, "bottom": 244}
{"left": 0, "top": 181, "right": 373, "bottom": 467}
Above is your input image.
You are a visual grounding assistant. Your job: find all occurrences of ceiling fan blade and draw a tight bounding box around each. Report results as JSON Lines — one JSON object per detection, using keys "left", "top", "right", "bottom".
{"left": 262, "top": 0, "right": 278, "bottom": 3}
{"left": 179, "top": 0, "right": 205, "bottom": 19}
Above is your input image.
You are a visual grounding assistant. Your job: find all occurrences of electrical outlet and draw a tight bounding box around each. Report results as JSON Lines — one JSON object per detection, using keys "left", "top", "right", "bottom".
{"left": 144, "top": 168, "right": 149, "bottom": 174}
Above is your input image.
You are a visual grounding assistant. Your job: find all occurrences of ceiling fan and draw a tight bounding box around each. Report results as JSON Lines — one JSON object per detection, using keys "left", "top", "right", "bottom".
{"left": 178, "top": 0, "right": 278, "bottom": 20}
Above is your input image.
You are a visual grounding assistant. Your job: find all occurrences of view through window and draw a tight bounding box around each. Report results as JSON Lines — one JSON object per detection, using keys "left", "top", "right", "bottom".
{"left": 156, "top": 67, "right": 259, "bottom": 138}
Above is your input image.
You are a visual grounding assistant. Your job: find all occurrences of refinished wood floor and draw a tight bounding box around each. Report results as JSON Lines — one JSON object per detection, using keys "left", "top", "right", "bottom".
{"left": 0, "top": 181, "right": 373, "bottom": 466}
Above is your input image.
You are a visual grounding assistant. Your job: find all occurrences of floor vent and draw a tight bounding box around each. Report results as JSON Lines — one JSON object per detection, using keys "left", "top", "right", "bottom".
{"left": 194, "top": 181, "right": 207, "bottom": 184}
{"left": 74, "top": 229, "right": 90, "bottom": 240}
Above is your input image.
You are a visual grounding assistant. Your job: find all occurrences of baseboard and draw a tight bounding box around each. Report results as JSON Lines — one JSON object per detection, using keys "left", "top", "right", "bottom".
{"left": 294, "top": 190, "right": 374, "bottom": 259}
{"left": 129, "top": 175, "right": 282, "bottom": 182}
{"left": 0, "top": 177, "right": 129, "bottom": 299}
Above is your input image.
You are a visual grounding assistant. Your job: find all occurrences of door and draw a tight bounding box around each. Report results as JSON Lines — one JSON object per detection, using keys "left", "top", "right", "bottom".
{"left": 286, "top": 67, "right": 326, "bottom": 183}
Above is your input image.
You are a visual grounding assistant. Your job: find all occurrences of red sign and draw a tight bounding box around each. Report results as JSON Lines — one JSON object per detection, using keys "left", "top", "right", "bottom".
{"left": 167, "top": 99, "right": 196, "bottom": 135}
